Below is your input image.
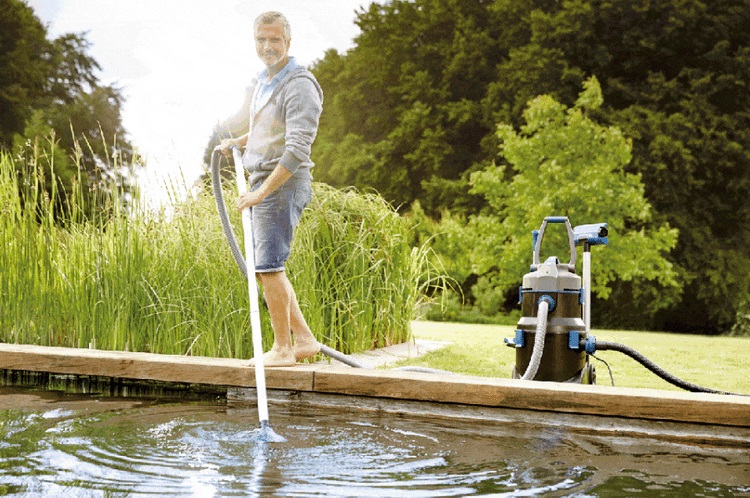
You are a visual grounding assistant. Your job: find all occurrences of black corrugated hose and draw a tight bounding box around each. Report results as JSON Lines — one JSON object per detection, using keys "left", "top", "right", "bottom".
{"left": 594, "top": 340, "right": 744, "bottom": 396}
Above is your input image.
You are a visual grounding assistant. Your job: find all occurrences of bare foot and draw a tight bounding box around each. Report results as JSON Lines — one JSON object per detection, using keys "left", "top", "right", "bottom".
{"left": 247, "top": 348, "right": 296, "bottom": 367}
{"left": 293, "top": 338, "right": 321, "bottom": 361}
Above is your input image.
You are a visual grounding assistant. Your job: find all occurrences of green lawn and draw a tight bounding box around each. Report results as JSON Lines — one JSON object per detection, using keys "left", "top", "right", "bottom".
{"left": 404, "top": 321, "right": 750, "bottom": 395}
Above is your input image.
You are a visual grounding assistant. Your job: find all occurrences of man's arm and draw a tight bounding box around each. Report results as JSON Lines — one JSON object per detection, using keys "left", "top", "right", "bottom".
{"left": 236, "top": 76, "right": 322, "bottom": 209}
{"left": 218, "top": 80, "right": 256, "bottom": 138}
{"left": 276, "top": 76, "right": 323, "bottom": 175}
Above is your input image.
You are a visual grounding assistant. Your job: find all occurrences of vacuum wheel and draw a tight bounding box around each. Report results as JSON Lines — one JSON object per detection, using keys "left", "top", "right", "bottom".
{"left": 583, "top": 362, "right": 597, "bottom": 385}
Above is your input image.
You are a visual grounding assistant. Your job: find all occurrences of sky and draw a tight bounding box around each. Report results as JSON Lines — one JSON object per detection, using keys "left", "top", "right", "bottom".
{"left": 26, "top": 0, "right": 372, "bottom": 206}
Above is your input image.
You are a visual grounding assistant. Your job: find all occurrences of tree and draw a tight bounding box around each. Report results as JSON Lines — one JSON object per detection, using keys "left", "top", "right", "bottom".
{"left": 40, "top": 33, "right": 134, "bottom": 195}
{"left": 2, "top": 2, "right": 137, "bottom": 216}
{"left": 0, "top": 0, "right": 50, "bottom": 147}
{"left": 311, "top": 0, "right": 504, "bottom": 213}
{"left": 485, "top": 0, "right": 750, "bottom": 332}
{"left": 469, "top": 77, "right": 680, "bottom": 319}
{"left": 309, "top": 0, "right": 749, "bottom": 332}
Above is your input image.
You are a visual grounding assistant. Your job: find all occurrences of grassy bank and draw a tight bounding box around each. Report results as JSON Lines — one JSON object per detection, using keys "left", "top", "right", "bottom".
{"left": 407, "top": 321, "right": 750, "bottom": 394}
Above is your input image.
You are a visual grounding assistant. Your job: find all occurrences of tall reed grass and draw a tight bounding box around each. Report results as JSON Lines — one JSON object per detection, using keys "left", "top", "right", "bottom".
{"left": 1, "top": 144, "right": 444, "bottom": 358}
{"left": 291, "top": 184, "right": 445, "bottom": 353}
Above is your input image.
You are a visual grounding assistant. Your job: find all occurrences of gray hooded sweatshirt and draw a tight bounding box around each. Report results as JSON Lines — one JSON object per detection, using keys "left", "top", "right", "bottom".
{"left": 238, "top": 65, "right": 323, "bottom": 186}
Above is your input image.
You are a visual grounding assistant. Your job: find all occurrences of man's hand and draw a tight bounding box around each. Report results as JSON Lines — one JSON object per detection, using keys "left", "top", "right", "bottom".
{"left": 219, "top": 138, "right": 238, "bottom": 156}
{"left": 236, "top": 189, "right": 266, "bottom": 211}
{"left": 235, "top": 164, "right": 292, "bottom": 211}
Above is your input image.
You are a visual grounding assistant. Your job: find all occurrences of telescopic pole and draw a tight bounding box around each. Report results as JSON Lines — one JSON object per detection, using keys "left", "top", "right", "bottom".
{"left": 231, "top": 146, "right": 270, "bottom": 425}
{"left": 583, "top": 241, "right": 592, "bottom": 335}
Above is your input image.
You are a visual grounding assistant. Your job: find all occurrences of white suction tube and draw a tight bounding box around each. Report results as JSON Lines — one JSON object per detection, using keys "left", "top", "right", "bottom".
{"left": 520, "top": 299, "right": 549, "bottom": 381}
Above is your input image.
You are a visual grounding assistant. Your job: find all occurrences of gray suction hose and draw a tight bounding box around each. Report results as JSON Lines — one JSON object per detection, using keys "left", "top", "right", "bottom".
{"left": 210, "top": 149, "right": 249, "bottom": 278}
{"left": 395, "top": 366, "right": 456, "bottom": 375}
{"left": 520, "top": 299, "right": 549, "bottom": 381}
{"left": 319, "top": 344, "right": 370, "bottom": 369}
{"left": 210, "top": 150, "right": 366, "bottom": 369}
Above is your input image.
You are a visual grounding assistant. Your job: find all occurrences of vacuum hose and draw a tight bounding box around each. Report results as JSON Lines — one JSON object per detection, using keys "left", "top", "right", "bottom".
{"left": 319, "top": 344, "right": 369, "bottom": 369}
{"left": 210, "top": 149, "right": 249, "bottom": 278}
{"left": 592, "top": 340, "right": 740, "bottom": 395}
{"left": 520, "top": 299, "right": 549, "bottom": 381}
{"left": 209, "top": 150, "right": 366, "bottom": 369}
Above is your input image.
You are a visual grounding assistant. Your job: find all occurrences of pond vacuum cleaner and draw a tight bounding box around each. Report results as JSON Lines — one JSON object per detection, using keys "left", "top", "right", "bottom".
{"left": 505, "top": 216, "right": 741, "bottom": 396}
{"left": 505, "top": 216, "right": 603, "bottom": 383}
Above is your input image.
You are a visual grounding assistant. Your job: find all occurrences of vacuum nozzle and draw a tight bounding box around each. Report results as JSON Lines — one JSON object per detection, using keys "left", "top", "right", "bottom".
{"left": 573, "top": 223, "right": 608, "bottom": 246}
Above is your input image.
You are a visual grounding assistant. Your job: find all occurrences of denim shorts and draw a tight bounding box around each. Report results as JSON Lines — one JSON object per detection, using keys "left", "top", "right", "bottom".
{"left": 250, "top": 176, "right": 312, "bottom": 273}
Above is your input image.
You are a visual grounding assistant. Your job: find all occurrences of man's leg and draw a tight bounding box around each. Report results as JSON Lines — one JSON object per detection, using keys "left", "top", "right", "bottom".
{"left": 253, "top": 271, "right": 319, "bottom": 366}
{"left": 288, "top": 285, "right": 320, "bottom": 360}
{"left": 253, "top": 271, "right": 295, "bottom": 367}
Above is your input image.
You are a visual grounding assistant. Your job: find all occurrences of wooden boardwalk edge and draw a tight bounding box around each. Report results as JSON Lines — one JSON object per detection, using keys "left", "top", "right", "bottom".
{"left": 0, "top": 343, "right": 748, "bottom": 430}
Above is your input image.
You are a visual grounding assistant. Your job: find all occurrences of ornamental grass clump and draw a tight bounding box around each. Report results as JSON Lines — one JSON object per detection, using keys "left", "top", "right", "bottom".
{"left": 290, "top": 183, "right": 442, "bottom": 353}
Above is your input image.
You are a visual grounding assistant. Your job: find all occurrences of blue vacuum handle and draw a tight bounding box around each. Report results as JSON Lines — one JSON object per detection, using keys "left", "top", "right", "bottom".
{"left": 545, "top": 216, "right": 569, "bottom": 223}
{"left": 532, "top": 216, "right": 576, "bottom": 271}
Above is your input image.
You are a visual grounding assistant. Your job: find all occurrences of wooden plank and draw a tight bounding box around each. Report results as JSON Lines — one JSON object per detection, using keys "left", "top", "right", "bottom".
{"left": 0, "top": 343, "right": 316, "bottom": 391}
{"left": 0, "top": 343, "right": 748, "bottom": 428}
{"left": 312, "top": 368, "right": 750, "bottom": 427}
{"left": 228, "top": 387, "right": 750, "bottom": 446}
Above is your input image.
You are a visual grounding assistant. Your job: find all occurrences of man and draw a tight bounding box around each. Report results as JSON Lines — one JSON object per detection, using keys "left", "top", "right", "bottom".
{"left": 220, "top": 11, "right": 323, "bottom": 367}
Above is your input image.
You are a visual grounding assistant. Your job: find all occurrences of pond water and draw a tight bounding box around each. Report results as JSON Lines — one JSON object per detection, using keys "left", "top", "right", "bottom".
{"left": 0, "top": 385, "right": 748, "bottom": 497}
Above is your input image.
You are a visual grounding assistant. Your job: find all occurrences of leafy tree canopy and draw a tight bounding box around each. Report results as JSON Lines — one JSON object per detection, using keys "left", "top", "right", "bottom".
{"left": 311, "top": 0, "right": 749, "bottom": 332}
{"left": 312, "top": 0, "right": 504, "bottom": 212}
{"left": 0, "top": 0, "right": 49, "bottom": 146}
{"left": 485, "top": 0, "right": 750, "bottom": 332}
{"left": 2, "top": 0, "right": 136, "bottom": 216}
{"left": 470, "top": 77, "right": 680, "bottom": 315}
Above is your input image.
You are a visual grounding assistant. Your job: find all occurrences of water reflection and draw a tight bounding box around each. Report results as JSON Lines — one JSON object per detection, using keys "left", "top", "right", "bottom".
{"left": 0, "top": 386, "right": 748, "bottom": 497}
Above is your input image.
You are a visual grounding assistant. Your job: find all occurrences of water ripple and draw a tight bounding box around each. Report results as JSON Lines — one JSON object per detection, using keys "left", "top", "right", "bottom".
{"left": 0, "top": 393, "right": 747, "bottom": 497}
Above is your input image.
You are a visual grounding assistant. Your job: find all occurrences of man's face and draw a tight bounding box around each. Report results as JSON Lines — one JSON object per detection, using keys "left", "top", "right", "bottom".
{"left": 255, "top": 20, "right": 289, "bottom": 69}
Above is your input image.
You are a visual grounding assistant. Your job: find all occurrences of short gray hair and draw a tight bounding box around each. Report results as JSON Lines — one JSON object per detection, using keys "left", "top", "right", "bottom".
{"left": 254, "top": 11, "right": 291, "bottom": 40}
